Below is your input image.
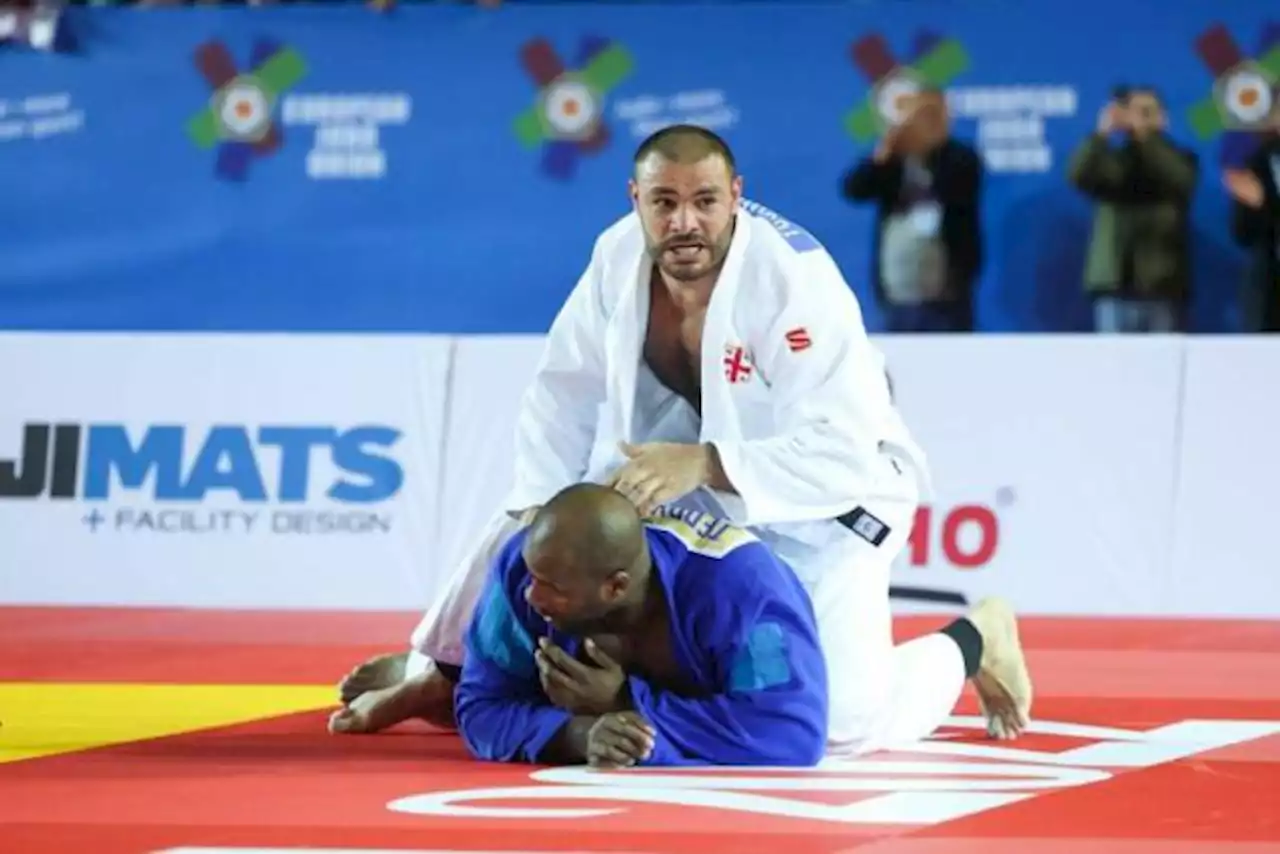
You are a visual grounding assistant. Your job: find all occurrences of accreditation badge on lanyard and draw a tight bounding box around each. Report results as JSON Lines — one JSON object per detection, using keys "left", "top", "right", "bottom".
{"left": 903, "top": 161, "right": 942, "bottom": 236}
{"left": 907, "top": 201, "right": 943, "bottom": 237}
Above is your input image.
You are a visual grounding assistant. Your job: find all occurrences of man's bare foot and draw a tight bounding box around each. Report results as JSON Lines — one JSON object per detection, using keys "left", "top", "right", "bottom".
{"left": 329, "top": 667, "right": 458, "bottom": 735}
{"left": 329, "top": 679, "right": 422, "bottom": 734}
{"left": 965, "top": 597, "right": 1033, "bottom": 740}
{"left": 338, "top": 651, "right": 408, "bottom": 705}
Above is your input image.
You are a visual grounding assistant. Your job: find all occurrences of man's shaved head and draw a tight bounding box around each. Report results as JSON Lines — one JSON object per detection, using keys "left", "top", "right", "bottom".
{"left": 522, "top": 484, "right": 651, "bottom": 633}
{"left": 632, "top": 124, "right": 737, "bottom": 178}
{"left": 527, "top": 484, "right": 646, "bottom": 578}
{"left": 629, "top": 125, "right": 743, "bottom": 285}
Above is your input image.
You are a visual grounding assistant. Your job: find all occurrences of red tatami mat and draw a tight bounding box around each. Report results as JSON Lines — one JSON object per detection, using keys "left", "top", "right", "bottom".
{"left": 1, "top": 607, "right": 1279, "bottom": 854}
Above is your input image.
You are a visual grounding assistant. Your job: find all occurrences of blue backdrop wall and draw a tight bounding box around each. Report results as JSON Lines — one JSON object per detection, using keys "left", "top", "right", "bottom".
{"left": 0, "top": 1, "right": 1275, "bottom": 333}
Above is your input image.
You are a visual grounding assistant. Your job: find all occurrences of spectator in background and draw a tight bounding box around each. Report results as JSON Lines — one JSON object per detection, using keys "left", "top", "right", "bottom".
{"left": 1224, "top": 103, "right": 1280, "bottom": 333}
{"left": 1068, "top": 87, "right": 1198, "bottom": 333}
{"left": 840, "top": 88, "right": 983, "bottom": 333}
{"left": 1, "top": 0, "right": 66, "bottom": 51}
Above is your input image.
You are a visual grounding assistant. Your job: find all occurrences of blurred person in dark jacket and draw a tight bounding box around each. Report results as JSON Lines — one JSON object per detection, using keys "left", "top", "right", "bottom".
{"left": 1224, "top": 103, "right": 1280, "bottom": 333}
{"left": 841, "top": 87, "right": 983, "bottom": 333}
{"left": 1068, "top": 87, "right": 1198, "bottom": 333}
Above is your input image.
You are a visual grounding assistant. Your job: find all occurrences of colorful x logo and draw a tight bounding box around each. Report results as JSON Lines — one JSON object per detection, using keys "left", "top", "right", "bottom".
{"left": 844, "top": 31, "right": 970, "bottom": 143}
{"left": 1187, "top": 22, "right": 1280, "bottom": 167}
{"left": 512, "top": 36, "right": 634, "bottom": 180}
{"left": 186, "top": 39, "right": 308, "bottom": 181}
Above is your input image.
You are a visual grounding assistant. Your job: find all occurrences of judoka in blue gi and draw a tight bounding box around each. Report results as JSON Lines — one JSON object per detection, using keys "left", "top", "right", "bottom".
{"left": 454, "top": 482, "right": 828, "bottom": 767}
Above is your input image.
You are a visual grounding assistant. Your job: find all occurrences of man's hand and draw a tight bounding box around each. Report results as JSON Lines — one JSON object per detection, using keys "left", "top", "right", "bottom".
{"left": 1097, "top": 101, "right": 1125, "bottom": 135}
{"left": 605, "top": 441, "right": 712, "bottom": 516}
{"left": 537, "top": 638, "right": 629, "bottom": 715}
{"left": 587, "top": 711, "right": 656, "bottom": 768}
{"left": 1224, "top": 169, "right": 1265, "bottom": 209}
{"left": 873, "top": 124, "right": 902, "bottom": 163}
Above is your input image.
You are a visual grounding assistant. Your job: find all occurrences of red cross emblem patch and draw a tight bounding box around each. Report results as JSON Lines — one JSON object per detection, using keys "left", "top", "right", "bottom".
{"left": 723, "top": 345, "right": 753, "bottom": 384}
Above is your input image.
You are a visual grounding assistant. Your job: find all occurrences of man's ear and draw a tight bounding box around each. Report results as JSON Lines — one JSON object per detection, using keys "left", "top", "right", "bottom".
{"left": 603, "top": 569, "right": 630, "bottom": 602}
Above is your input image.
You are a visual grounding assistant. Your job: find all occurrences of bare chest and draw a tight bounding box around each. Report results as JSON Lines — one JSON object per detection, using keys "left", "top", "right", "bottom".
{"left": 584, "top": 629, "right": 682, "bottom": 688}
{"left": 642, "top": 283, "right": 706, "bottom": 411}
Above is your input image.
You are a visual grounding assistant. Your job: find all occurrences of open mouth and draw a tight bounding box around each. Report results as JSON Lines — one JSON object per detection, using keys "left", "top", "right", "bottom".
{"left": 535, "top": 608, "right": 564, "bottom": 629}
{"left": 666, "top": 243, "right": 705, "bottom": 259}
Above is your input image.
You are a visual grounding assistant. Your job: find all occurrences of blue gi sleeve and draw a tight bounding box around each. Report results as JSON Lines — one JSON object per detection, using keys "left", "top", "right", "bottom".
{"left": 627, "top": 552, "right": 829, "bottom": 767}
{"left": 453, "top": 539, "right": 572, "bottom": 764}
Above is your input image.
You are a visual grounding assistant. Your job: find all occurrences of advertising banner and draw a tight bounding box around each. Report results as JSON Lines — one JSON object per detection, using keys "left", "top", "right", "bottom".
{"left": 0, "top": 333, "right": 451, "bottom": 609}
{"left": 1168, "top": 338, "right": 1280, "bottom": 617}
{"left": 7, "top": 333, "right": 1277, "bottom": 618}
{"left": 879, "top": 336, "right": 1186, "bottom": 614}
{"left": 1, "top": 3, "right": 1271, "bottom": 335}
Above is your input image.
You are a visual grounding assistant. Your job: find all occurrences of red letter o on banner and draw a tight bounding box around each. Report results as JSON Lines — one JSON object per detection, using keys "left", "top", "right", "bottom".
{"left": 941, "top": 505, "right": 998, "bottom": 568}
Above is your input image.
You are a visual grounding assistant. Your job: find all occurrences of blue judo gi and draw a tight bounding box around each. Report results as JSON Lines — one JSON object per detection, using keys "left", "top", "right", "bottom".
{"left": 454, "top": 510, "right": 829, "bottom": 767}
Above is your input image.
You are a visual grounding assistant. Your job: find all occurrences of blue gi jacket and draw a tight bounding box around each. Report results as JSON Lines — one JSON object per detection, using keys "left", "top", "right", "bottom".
{"left": 454, "top": 509, "right": 828, "bottom": 767}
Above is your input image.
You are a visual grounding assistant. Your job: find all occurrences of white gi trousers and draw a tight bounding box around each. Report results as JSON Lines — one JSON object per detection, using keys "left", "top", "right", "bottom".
{"left": 409, "top": 367, "right": 967, "bottom": 755}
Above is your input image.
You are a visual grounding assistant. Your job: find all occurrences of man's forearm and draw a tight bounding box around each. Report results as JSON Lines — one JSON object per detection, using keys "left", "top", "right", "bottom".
{"left": 1067, "top": 135, "right": 1122, "bottom": 193}
{"left": 540, "top": 715, "right": 597, "bottom": 764}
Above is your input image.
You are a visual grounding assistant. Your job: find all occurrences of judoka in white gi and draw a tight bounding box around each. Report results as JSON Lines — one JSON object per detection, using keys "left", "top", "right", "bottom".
{"left": 330, "top": 125, "right": 1032, "bottom": 755}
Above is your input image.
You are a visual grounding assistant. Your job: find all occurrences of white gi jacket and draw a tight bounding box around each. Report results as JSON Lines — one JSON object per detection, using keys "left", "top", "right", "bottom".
{"left": 503, "top": 200, "right": 929, "bottom": 581}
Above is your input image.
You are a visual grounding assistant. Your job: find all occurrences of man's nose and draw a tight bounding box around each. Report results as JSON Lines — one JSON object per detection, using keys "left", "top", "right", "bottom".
{"left": 670, "top": 204, "right": 698, "bottom": 233}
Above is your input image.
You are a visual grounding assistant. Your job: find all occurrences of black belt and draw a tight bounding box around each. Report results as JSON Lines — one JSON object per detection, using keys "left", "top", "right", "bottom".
{"left": 835, "top": 505, "right": 892, "bottom": 546}
{"left": 836, "top": 506, "right": 969, "bottom": 606}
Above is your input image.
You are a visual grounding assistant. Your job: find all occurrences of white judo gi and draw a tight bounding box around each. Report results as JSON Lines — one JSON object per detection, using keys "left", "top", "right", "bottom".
{"left": 409, "top": 200, "right": 968, "bottom": 755}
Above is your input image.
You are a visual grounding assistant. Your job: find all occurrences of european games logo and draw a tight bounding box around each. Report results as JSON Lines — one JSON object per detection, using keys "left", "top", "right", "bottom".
{"left": 843, "top": 31, "right": 970, "bottom": 143}
{"left": 185, "top": 38, "right": 308, "bottom": 182}
{"left": 513, "top": 35, "right": 634, "bottom": 181}
{"left": 1187, "top": 22, "right": 1280, "bottom": 167}
{"left": 842, "top": 30, "right": 1074, "bottom": 173}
